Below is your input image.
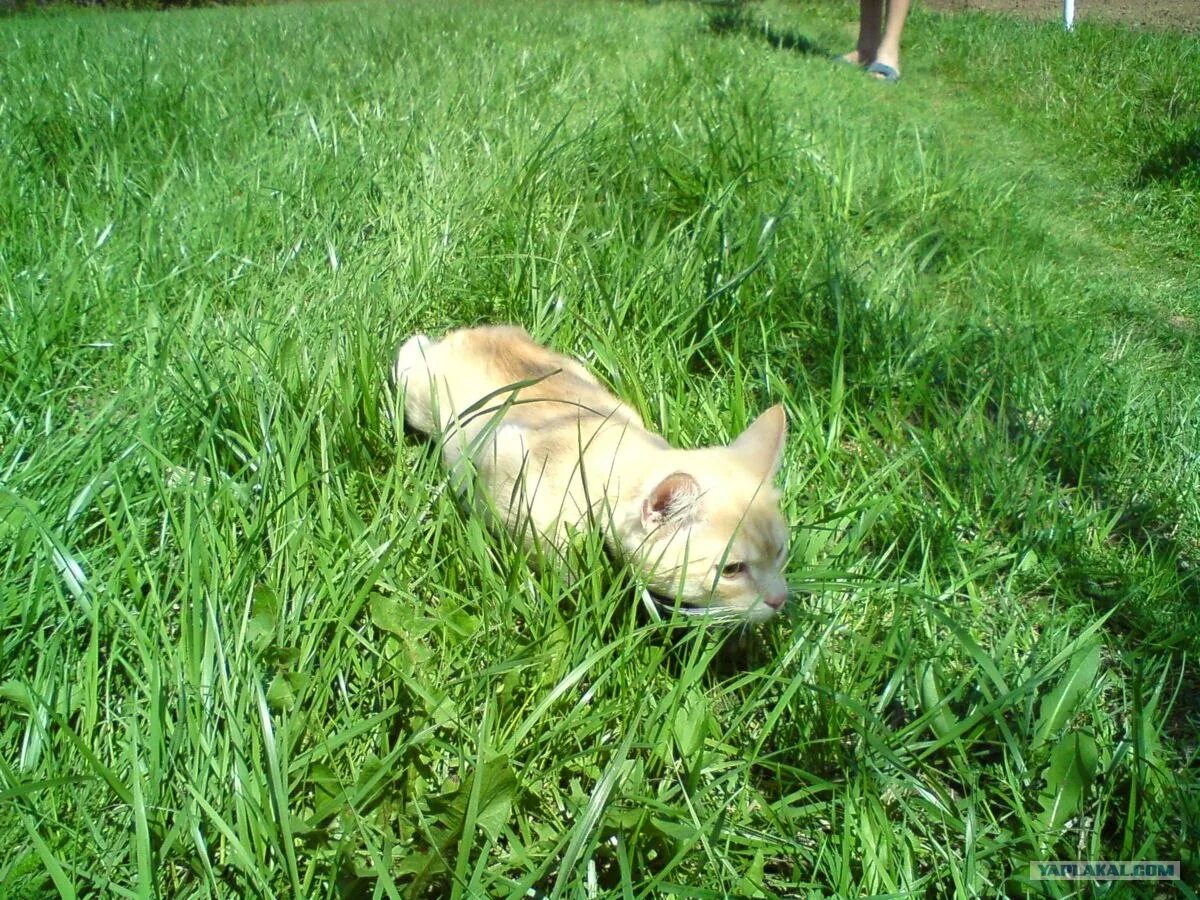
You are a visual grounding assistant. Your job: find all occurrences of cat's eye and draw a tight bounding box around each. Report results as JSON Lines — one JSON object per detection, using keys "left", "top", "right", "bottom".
{"left": 721, "top": 562, "right": 747, "bottom": 579}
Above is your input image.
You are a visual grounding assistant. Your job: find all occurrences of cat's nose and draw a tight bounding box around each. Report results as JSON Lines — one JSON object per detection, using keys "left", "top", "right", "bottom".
{"left": 765, "top": 592, "right": 787, "bottom": 610}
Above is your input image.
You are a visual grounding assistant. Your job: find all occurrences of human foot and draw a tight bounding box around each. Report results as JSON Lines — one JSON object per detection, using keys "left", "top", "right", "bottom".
{"left": 866, "top": 61, "right": 900, "bottom": 83}
{"left": 837, "top": 49, "right": 874, "bottom": 67}
{"left": 868, "top": 49, "right": 900, "bottom": 81}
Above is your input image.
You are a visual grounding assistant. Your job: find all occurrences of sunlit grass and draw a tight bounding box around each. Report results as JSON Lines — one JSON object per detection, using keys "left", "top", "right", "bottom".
{"left": 1, "top": 0, "right": 1197, "bottom": 895}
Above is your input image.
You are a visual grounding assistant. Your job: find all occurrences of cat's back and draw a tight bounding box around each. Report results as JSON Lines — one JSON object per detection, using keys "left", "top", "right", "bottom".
{"left": 447, "top": 325, "right": 569, "bottom": 387}
{"left": 440, "top": 325, "right": 639, "bottom": 429}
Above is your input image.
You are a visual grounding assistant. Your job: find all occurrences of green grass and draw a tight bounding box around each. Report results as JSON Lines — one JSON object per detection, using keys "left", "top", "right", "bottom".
{"left": 2, "top": 0, "right": 1198, "bottom": 894}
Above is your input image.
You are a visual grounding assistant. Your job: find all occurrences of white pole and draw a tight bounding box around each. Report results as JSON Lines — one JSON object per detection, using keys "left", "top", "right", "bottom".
{"left": 1064, "top": 0, "right": 1075, "bottom": 30}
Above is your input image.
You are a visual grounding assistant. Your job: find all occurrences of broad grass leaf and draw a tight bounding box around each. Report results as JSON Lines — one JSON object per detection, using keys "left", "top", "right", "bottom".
{"left": 444, "top": 609, "right": 479, "bottom": 641}
{"left": 308, "top": 763, "right": 350, "bottom": 825}
{"left": 735, "top": 847, "right": 767, "bottom": 898}
{"left": 672, "top": 692, "right": 710, "bottom": 758}
{"left": 1039, "top": 731, "right": 1100, "bottom": 831}
{"left": 395, "top": 849, "right": 445, "bottom": 879}
{"left": 427, "top": 756, "right": 518, "bottom": 842}
{"left": 265, "top": 675, "right": 295, "bottom": 712}
{"left": 247, "top": 584, "right": 279, "bottom": 652}
{"left": 604, "top": 805, "right": 647, "bottom": 832}
{"left": 402, "top": 757, "right": 519, "bottom": 888}
{"left": 266, "top": 671, "right": 307, "bottom": 712}
{"left": 918, "top": 661, "right": 957, "bottom": 741}
{"left": 650, "top": 816, "right": 697, "bottom": 843}
{"left": 1033, "top": 643, "right": 1101, "bottom": 748}
{"left": 369, "top": 593, "right": 411, "bottom": 636}
{"left": 0, "top": 681, "right": 33, "bottom": 708}
{"left": 474, "top": 768, "right": 517, "bottom": 841}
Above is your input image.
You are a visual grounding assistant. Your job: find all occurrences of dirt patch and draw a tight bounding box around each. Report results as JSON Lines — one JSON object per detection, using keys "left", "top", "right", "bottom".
{"left": 923, "top": 0, "right": 1200, "bottom": 32}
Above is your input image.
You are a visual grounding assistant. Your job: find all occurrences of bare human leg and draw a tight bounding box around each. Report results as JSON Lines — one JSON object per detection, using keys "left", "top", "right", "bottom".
{"left": 872, "top": 0, "right": 911, "bottom": 78}
{"left": 840, "top": 0, "right": 883, "bottom": 66}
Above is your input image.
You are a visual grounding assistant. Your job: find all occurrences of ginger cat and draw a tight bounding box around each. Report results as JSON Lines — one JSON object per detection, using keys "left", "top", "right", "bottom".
{"left": 394, "top": 325, "right": 789, "bottom": 622}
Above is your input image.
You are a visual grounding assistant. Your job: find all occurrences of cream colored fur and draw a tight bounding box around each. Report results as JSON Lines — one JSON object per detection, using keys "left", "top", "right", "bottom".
{"left": 394, "top": 325, "right": 790, "bottom": 622}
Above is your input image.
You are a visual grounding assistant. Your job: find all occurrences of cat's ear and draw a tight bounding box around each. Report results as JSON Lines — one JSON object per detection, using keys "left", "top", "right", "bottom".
{"left": 730, "top": 404, "right": 787, "bottom": 480}
{"left": 641, "top": 472, "right": 700, "bottom": 529}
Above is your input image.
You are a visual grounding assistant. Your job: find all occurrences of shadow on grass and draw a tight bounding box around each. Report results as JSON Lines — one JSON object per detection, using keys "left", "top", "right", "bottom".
{"left": 1134, "top": 126, "right": 1200, "bottom": 187}
{"left": 705, "top": 3, "right": 831, "bottom": 58}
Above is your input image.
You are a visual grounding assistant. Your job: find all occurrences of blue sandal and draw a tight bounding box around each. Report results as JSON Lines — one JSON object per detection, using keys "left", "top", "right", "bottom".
{"left": 866, "top": 61, "right": 901, "bottom": 83}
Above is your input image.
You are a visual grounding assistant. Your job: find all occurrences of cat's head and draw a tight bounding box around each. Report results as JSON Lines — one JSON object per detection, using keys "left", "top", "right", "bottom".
{"left": 623, "top": 405, "right": 790, "bottom": 623}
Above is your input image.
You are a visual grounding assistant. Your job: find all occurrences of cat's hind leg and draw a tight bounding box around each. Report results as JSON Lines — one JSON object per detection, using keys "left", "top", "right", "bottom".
{"left": 393, "top": 334, "right": 438, "bottom": 435}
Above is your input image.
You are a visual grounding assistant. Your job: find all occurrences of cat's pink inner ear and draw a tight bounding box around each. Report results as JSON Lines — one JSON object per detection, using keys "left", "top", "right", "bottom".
{"left": 641, "top": 472, "right": 700, "bottom": 527}
{"left": 730, "top": 404, "right": 787, "bottom": 480}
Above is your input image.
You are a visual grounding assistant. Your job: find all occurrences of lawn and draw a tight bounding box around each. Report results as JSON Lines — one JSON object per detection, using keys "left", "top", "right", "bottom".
{"left": 1, "top": 0, "right": 1197, "bottom": 895}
